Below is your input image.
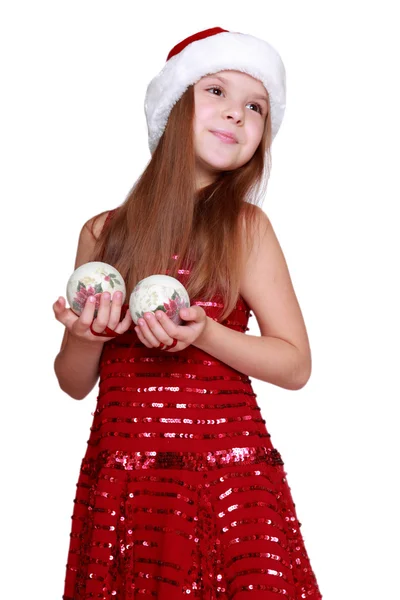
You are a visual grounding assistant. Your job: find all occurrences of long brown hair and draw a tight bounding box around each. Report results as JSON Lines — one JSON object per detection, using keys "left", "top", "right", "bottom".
{"left": 90, "top": 83, "right": 272, "bottom": 322}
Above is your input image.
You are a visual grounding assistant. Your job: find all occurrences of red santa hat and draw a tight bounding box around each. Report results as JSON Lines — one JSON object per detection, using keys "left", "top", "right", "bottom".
{"left": 144, "top": 27, "right": 287, "bottom": 154}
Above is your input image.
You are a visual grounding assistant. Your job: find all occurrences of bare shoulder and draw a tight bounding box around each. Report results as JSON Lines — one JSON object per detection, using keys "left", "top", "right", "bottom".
{"left": 74, "top": 210, "right": 111, "bottom": 269}
{"left": 239, "top": 206, "right": 311, "bottom": 361}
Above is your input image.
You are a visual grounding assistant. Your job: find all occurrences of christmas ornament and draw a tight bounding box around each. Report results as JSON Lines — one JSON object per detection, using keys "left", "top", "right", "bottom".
{"left": 66, "top": 261, "right": 126, "bottom": 317}
{"left": 129, "top": 274, "right": 190, "bottom": 326}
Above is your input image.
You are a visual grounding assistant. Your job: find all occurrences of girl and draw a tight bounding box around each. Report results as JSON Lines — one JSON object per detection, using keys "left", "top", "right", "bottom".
{"left": 54, "top": 27, "right": 322, "bottom": 600}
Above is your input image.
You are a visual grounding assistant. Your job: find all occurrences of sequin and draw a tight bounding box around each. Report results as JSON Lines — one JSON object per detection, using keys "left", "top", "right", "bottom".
{"left": 90, "top": 414, "right": 264, "bottom": 432}
{"left": 100, "top": 370, "right": 251, "bottom": 383}
{"left": 94, "top": 399, "right": 261, "bottom": 417}
{"left": 62, "top": 232, "right": 322, "bottom": 599}
{"left": 99, "top": 384, "right": 257, "bottom": 397}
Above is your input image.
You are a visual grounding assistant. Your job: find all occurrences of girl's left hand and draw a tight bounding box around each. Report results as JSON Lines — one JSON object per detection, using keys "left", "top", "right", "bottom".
{"left": 134, "top": 305, "right": 208, "bottom": 352}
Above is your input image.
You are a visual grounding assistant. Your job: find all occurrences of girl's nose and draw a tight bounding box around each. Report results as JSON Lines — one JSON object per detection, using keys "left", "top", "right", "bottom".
{"left": 222, "top": 105, "right": 244, "bottom": 124}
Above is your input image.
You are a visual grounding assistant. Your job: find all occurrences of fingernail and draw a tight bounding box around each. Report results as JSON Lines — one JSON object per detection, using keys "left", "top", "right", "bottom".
{"left": 181, "top": 309, "right": 188, "bottom": 317}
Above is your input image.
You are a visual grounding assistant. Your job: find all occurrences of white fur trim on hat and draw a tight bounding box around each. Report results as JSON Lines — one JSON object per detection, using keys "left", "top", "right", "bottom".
{"left": 144, "top": 31, "right": 286, "bottom": 154}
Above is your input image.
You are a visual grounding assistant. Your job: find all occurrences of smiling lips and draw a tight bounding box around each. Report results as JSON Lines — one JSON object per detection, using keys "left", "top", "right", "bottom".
{"left": 210, "top": 130, "right": 238, "bottom": 144}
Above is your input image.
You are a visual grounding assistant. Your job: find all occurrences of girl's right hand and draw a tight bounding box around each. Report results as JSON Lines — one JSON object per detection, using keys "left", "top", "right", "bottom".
{"left": 53, "top": 291, "right": 132, "bottom": 343}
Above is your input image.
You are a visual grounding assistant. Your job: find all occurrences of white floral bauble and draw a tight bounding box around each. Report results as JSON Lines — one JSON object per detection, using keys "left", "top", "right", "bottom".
{"left": 66, "top": 261, "right": 126, "bottom": 316}
{"left": 129, "top": 274, "right": 190, "bottom": 326}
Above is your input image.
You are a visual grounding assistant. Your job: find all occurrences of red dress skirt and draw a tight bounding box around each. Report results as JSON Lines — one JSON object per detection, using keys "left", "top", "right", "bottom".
{"left": 62, "top": 287, "right": 322, "bottom": 599}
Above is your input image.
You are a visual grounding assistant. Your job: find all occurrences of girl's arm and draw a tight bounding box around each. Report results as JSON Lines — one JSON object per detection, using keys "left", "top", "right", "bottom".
{"left": 54, "top": 333, "right": 105, "bottom": 400}
{"left": 54, "top": 212, "right": 110, "bottom": 400}
{"left": 195, "top": 208, "right": 312, "bottom": 390}
{"left": 194, "top": 319, "right": 307, "bottom": 390}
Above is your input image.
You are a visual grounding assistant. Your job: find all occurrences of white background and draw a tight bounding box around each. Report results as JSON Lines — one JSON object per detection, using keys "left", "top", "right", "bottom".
{"left": 1, "top": 1, "right": 399, "bottom": 598}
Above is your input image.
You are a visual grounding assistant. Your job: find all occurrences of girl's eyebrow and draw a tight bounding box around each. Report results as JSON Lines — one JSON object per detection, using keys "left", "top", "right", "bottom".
{"left": 202, "top": 74, "right": 268, "bottom": 103}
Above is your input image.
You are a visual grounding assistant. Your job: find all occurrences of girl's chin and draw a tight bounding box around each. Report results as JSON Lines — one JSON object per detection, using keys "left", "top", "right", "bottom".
{"left": 198, "top": 157, "right": 240, "bottom": 173}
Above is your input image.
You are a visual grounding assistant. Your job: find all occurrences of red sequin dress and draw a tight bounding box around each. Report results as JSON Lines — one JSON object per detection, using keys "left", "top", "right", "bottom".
{"left": 62, "top": 215, "right": 322, "bottom": 600}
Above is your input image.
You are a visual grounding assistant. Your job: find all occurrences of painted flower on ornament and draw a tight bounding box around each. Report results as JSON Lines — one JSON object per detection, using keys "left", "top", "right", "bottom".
{"left": 72, "top": 283, "right": 102, "bottom": 315}
{"left": 80, "top": 275, "right": 97, "bottom": 287}
{"left": 162, "top": 293, "right": 188, "bottom": 320}
{"left": 102, "top": 272, "right": 121, "bottom": 288}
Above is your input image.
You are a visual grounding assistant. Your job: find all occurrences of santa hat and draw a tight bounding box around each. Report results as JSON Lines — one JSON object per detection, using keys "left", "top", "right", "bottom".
{"left": 144, "top": 27, "right": 287, "bottom": 154}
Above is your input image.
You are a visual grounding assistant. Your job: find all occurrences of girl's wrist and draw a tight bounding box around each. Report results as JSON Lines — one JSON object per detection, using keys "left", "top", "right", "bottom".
{"left": 67, "top": 331, "right": 105, "bottom": 350}
{"left": 193, "top": 315, "right": 214, "bottom": 349}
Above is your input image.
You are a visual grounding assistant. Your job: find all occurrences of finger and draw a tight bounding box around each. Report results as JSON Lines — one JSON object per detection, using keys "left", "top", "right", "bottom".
{"left": 155, "top": 310, "right": 183, "bottom": 339}
{"left": 90, "top": 292, "right": 112, "bottom": 334}
{"left": 53, "top": 296, "right": 78, "bottom": 329}
{"left": 135, "top": 323, "right": 151, "bottom": 347}
{"left": 77, "top": 295, "right": 97, "bottom": 332}
{"left": 107, "top": 300, "right": 132, "bottom": 335}
{"left": 136, "top": 316, "right": 163, "bottom": 347}
{"left": 143, "top": 312, "right": 177, "bottom": 345}
{"left": 179, "top": 306, "right": 198, "bottom": 321}
{"left": 107, "top": 291, "right": 124, "bottom": 330}
{"left": 84, "top": 298, "right": 131, "bottom": 340}
{"left": 95, "top": 291, "right": 112, "bottom": 328}
{"left": 53, "top": 297, "right": 66, "bottom": 320}
{"left": 119, "top": 307, "right": 133, "bottom": 330}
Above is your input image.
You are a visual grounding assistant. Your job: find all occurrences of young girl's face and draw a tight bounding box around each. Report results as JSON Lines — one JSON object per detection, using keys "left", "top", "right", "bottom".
{"left": 193, "top": 70, "right": 268, "bottom": 188}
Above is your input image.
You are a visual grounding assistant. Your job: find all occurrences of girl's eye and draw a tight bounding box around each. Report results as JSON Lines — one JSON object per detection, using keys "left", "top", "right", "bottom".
{"left": 247, "top": 102, "right": 263, "bottom": 115}
{"left": 207, "top": 86, "right": 223, "bottom": 96}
